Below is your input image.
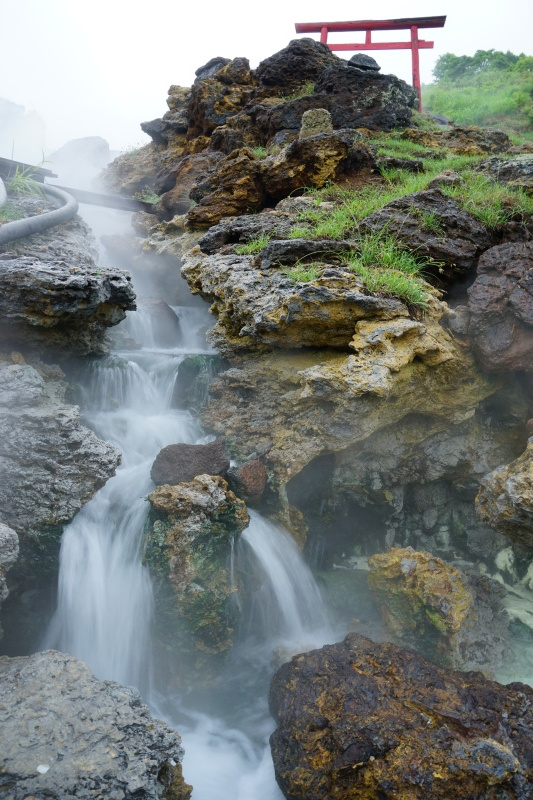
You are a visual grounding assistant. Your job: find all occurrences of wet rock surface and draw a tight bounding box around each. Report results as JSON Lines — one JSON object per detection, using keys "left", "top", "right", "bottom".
{"left": 476, "top": 439, "right": 533, "bottom": 551}
{"left": 368, "top": 547, "right": 509, "bottom": 674}
{"left": 359, "top": 188, "right": 493, "bottom": 283}
{"left": 0, "top": 523, "right": 18, "bottom": 636}
{"left": 0, "top": 363, "right": 120, "bottom": 576}
{"left": 151, "top": 437, "right": 230, "bottom": 485}
{"left": 182, "top": 246, "right": 408, "bottom": 353}
{"left": 0, "top": 200, "right": 135, "bottom": 355}
{"left": 0, "top": 649, "right": 191, "bottom": 800}
{"left": 479, "top": 154, "right": 533, "bottom": 191}
{"left": 269, "top": 632, "right": 533, "bottom": 800}
{"left": 467, "top": 241, "right": 533, "bottom": 372}
{"left": 144, "top": 475, "right": 249, "bottom": 684}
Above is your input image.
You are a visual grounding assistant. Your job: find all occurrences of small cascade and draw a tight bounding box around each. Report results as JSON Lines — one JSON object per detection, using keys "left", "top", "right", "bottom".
{"left": 239, "top": 510, "right": 332, "bottom": 646}
{"left": 45, "top": 312, "right": 208, "bottom": 689}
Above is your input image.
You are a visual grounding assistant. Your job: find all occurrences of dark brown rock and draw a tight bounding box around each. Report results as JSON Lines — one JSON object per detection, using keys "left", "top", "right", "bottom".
{"left": 198, "top": 210, "right": 296, "bottom": 254}
{"left": 155, "top": 151, "right": 223, "bottom": 213}
{"left": 269, "top": 632, "right": 533, "bottom": 800}
{"left": 360, "top": 188, "right": 493, "bottom": 284}
{"left": 368, "top": 547, "right": 508, "bottom": 674}
{"left": 150, "top": 438, "right": 230, "bottom": 485}
{"left": 187, "top": 58, "right": 255, "bottom": 138}
{"left": 467, "top": 241, "right": 533, "bottom": 372}
{"left": 228, "top": 459, "right": 267, "bottom": 505}
{"left": 476, "top": 439, "right": 533, "bottom": 551}
{"left": 261, "top": 131, "right": 374, "bottom": 200}
{"left": 313, "top": 63, "right": 417, "bottom": 130}
{"left": 255, "top": 38, "right": 338, "bottom": 94}
{"left": 187, "top": 148, "right": 265, "bottom": 227}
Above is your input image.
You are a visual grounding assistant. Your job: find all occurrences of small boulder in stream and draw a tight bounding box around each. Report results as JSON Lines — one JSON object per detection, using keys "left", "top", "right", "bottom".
{"left": 150, "top": 437, "right": 230, "bottom": 485}
{"left": 0, "top": 649, "right": 192, "bottom": 800}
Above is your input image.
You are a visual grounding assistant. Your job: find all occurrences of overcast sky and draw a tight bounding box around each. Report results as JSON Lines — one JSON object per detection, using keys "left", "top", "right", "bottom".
{"left": 2, "top": 0, "right": 532, "bottom": 160}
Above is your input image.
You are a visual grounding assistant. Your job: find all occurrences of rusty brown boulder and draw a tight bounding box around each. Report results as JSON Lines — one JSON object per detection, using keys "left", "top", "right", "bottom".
{"left": 269, "top": 632, "right": 533, "bottom": 800}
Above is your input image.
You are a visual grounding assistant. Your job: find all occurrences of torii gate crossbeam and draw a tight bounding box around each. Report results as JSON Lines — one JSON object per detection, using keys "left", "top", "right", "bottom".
{"left": 294, "top": 16, "right": 447, "bottom": 111}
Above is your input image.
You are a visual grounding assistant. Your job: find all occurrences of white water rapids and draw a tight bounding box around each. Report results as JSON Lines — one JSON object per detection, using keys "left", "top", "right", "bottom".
{"left": 45, "top": 276, "right": 336, "bottom": 797}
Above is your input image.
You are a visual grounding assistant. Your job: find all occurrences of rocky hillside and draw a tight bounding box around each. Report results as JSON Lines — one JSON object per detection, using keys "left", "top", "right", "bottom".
{"left": 2, "top": 35, "right": 533, "bottom": 800}
{"left": 104, "top": 37, "right": 533, "bottom": 585}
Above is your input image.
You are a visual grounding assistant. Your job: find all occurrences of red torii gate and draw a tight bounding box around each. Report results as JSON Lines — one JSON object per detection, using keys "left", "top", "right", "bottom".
{"left": 294, "top": 16, "right": 446, "bottom": 111}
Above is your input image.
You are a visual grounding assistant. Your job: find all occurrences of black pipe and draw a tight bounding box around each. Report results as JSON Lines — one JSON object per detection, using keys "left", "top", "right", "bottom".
{"left": 0, "top": 183, "right": 79, "bottom": 246}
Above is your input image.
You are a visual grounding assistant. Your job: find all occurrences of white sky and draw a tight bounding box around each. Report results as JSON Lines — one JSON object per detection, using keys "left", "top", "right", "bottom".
{"left": 2, "top": 0, "right": 532, "bottom": 158}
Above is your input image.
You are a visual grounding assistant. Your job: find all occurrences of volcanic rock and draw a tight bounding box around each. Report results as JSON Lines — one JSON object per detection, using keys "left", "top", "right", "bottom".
{"left": 467, "top": 241, "right": 533, "bottom": 372}
{"left": 150, "top": 437, "right": 230, "bottom": 485}
{"left": 0, "top": 522, "right": 18, "bottom": 635}
{"left": 228, "top": 459, "right": 268, "bottom": 505}
{"left": 478, "top": 154, "right": 533, "bottom": 191}
{"left": 255, "top": 38, "right": 338, "bottom": 95}
{"left": 260, "top": 130, "right": 375, "bottom": 200}
{"left": 368, "top": 547, "right": 508, "bottom": 673}
{"left": 187, "top": 148, "right": 265, "bottom": 227}
{"left": 0, "top": 204, "right": 135, "bottom": 356}
{"left": 0, "top": 649, "right": 191, "bottom": 800}
{"left": 347, "top": 53, "right": 380, "bottom": 71}
{"left": 476, "top": 439, "right": 533, "bottom": 551}
{"left": 298, "top": 108, "right": 334, "bottom": 138}
{"left": 269, "top": 632, "right": 533, "bottom": 800}
{"left": 0, "top": 363, "right": 120, "bottom": 563}
{"left": 359, "top": 188, "right": 493, "bottom": 284}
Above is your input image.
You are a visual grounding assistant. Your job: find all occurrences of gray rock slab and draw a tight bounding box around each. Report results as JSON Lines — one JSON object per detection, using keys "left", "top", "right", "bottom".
{"left": 0, "top": 650, "right": 190, "bottom": 800}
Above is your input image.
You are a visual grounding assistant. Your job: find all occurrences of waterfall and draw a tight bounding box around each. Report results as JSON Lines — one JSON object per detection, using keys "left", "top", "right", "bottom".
{"left": 45, "top": 311, "right": 207, "bottom": 689}
{"left": 46, "top": 294, "right": 336, "bottom": 797}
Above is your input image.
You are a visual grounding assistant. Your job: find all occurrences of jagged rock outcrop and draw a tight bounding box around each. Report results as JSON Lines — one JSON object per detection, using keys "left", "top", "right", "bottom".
{"left": 359, "top": 188, "right": 493, "bottom": 284}
{"left": 0, "top": 363, "right": 120, "bottom": 579}
{"left": 269, "top": 632, "right": 533, "bottom": 800}
{"left": 144, "top": 475, "right": 249, "bottom": 685}
{"left": 0, "top": 197, "right": 135, "bottom": 356}
{"left": 0, "top": 650, "right": 191, "bottom": 800}
{"left": 476, "top": 439, "right": 533, "bottom": 551}
{"left": 150, "top": 438, "right": 230, "bottom": 485}
{"left": 107, "top": 38, "right": 417, "bottom": 223}
{"left": 467, "top": 241, "right": 533, "bottom": 372}
{"left": 182, "top": 246, "right": 411, "bottom": 353}
{"left": 254, "top": 38, "right": 338, "bottom": 95}
{"left": 198, "top": 304, "right": 500, "bottom": 503}
{"left": 368, "top": 547, "right": 509, "bottom": 674}
{"left": 101, "top": 143, "right": 161, "bottom": 195}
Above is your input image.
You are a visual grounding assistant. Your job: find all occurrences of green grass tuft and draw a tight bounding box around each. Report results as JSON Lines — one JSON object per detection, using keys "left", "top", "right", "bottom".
{"left": 283, "top": 264, "right": 322, "bottom": 283}
{"left": 234, "top": 234, "right": 272, "bottom": 255}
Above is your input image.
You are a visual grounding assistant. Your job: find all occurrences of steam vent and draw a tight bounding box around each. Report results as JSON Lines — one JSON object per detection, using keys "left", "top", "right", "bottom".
{"left": 2, "top": 32, "right": 533, "bottom": 800}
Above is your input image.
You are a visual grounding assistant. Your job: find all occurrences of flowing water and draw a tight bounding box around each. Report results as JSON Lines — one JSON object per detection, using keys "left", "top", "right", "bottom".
{"left": 45, "top": 249, "right": 337, "bottom": 796}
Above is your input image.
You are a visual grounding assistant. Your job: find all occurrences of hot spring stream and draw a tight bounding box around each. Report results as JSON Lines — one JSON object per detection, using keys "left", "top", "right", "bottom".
{"left": 44, "top": 210, "right": 338, "bottom": 798}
